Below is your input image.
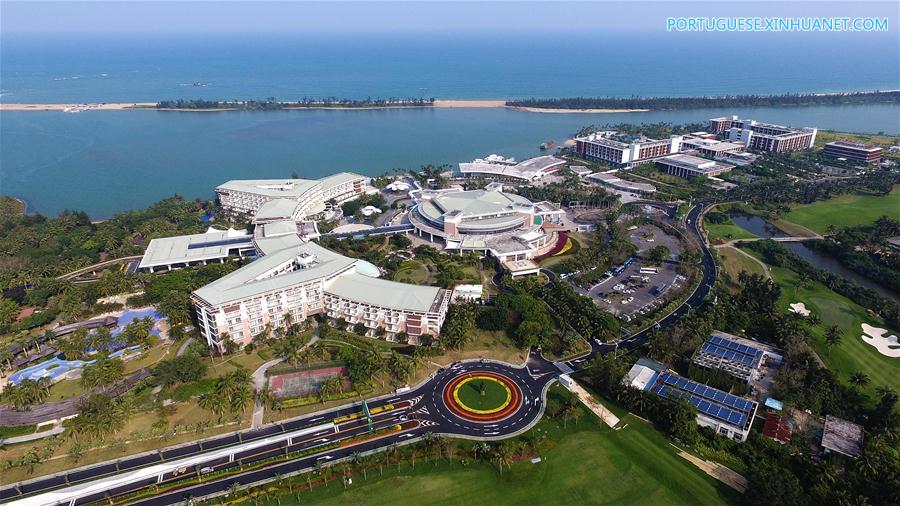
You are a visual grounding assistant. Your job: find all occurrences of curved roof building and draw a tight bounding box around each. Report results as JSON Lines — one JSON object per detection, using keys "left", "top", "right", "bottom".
{"left": 409, "top": 184, "right": 565, "bottom": 263}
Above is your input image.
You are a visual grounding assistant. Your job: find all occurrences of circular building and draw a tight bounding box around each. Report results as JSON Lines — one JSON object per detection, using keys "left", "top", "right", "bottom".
{"left": 409, "top": 185, "right": 565, "bottom": 267}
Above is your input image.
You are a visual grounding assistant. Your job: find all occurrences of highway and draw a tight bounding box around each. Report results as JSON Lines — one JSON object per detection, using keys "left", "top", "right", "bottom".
{"left": 1, "top": 203, "right": 717, "bottom": 506}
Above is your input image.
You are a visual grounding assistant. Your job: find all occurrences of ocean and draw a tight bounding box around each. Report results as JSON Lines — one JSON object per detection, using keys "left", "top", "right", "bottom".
{"left": 1, "top": 32, "right": 898, "bottom": 218}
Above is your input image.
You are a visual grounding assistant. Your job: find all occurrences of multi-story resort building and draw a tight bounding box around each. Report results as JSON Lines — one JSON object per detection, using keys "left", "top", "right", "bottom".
{"left": 574, "top": 131, "right": 683, "bottom": 167}
{"left": 458, "top": 154, "right": 566, "bottom": 182}
{"left": 709, "top": 116, "right": 817, "bottom": 153}
{"left": 654, "top": 154, "right": 735, "bottom": 179}
{"left": 408, "top": 183, "right": 564, "bottom": 274}
{"left": 191, "top": 230, "right": 450, "bottom": 348}
{"left": 823, "top": 141, "right": 883, "bottom": 163}
{"left": 216, "top": 172, "right": 368, "bottom": 220}
{"left": 140, "top": 176, "right": 452, "bottom": 349}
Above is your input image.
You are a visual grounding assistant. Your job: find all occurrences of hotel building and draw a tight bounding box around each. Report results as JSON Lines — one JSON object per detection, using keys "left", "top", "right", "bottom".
{"left": 823, "top": 141, "right": 883, "bottom": 163}
{"left": 458, "top": 155, "right": 567, "bottom": 182}
{"left": 654, "top": 154, "right": 735, "bottom": 179}
{"left": 216, "top": 172, "right": 368, "bottom": 220}
{"left": 710, "top": 116, "right": 817, "bottom": 153}
{"left": 142, "top": 175, "right": 451, "bottom": 350}
{"left": 574, "top": 132, "right": 682, "bottom": 167}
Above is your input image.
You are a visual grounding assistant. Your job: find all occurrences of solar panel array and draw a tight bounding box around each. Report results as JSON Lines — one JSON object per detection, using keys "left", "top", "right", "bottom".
{"left": 699, "top": 342, "right": 760, "bottom": 367}
{"left": 707, "top": 335, "right": 764, "bottom": 365}
{"left": 650, "top": 372, "right": 757, "bottom": 429}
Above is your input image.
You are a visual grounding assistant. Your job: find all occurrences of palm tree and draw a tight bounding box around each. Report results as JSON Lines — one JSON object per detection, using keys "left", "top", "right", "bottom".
{"left": 849, "top": 372, "right": 870, "bottom": 389}
{"left": 471, "top": 441, "right": 490, "bottom": 462}
{"left": 199, "top": 391, "right": 228, "bottom": 422}
{"left": 491, "top": 443, "right": 511, "bottom": 476}
{"left": 80, "top": 356, "right": 125, "bottom": 389}
{"left": 824, "top": 325, "right": 842, "bottom": 352}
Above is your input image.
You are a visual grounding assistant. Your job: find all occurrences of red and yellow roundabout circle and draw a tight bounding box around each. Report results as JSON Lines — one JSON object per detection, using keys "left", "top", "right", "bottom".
{"left": 442, "top": 371, "right": 523, "bottom": 422}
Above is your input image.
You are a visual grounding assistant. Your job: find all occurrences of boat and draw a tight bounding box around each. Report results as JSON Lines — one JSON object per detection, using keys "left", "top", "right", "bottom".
{"left": 539, "top": 140, "right": 555, "bottom": 150}
{"left": 192, "top": 81, "right": 208, "bottom": 87}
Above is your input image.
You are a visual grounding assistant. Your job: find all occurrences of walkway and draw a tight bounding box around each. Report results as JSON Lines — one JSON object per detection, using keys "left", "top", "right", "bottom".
{"left": 176, "top": 338, "right": 194, "bottom": 357}
{"left": 673, "top": 445, "right": 748, "bottom": 493}
{"left": 567, "top": 382, "right": 620, "bottom": 428}
{"left": 715, "top": 235, "right": 821, "bottom": 248}
{"left": 56, "top": 255, "right": 143, "bottom": 281}
{"left": 0, "top": 425, "right": 63, "bottom": 445}
{"left": 715, "top": 245, "right": 772, "bottom": 281}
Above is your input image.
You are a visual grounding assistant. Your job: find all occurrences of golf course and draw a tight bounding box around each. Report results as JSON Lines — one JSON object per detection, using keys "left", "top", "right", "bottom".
{"left": 781, "top": 187, "right": 900, "bottom": 235}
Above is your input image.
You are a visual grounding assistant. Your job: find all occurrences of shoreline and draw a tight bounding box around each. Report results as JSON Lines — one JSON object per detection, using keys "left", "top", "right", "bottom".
{"left": 0, "top": 100, "right": 644, "bottom": 113}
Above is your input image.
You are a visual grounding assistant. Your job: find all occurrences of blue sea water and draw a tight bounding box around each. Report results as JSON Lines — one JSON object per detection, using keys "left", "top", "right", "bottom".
{"left": 1, "top": 32, "right": 898, "bottom": 218}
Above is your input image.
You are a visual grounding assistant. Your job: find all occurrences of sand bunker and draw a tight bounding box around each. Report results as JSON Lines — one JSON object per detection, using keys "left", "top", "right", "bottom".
{"left": 861, "top": 324, "right": 900, "bottom": 358}
{"left": 789, "top": 302, "right": 810, "bottom": 316}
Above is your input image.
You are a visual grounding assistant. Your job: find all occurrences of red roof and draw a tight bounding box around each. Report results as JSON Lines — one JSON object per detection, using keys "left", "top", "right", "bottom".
{"left": 15, "top": 307, "right": 37, "bottom": 322}
{"left": 762, "top": 411, "right": 793, "bottom": 444}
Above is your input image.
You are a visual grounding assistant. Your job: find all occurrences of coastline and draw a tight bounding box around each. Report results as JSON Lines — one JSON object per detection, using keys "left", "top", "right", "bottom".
{"left": 0, "top": 100, "right": 642, "bottom": 113}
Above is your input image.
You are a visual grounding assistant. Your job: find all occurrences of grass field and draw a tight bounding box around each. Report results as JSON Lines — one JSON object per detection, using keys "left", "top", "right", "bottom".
{"left": 456, "top": 378, "right": 509, "bottom": 411}
{"left": 716, "top": 246, "right": 767, "bottom": 290}
{"left": 261, "top": 387, "right": 738, "bottom": 506}
{"left": 705, "top": 222, "right": 757, "bottom": 244}
{"left": 781, "top": 187, "right": 900, "bottom": 235}
{"left": 741, "top": 248, "right": 900, "bottom": 396}
{"left": 391, "top": 260, "right": 432, "bottom": 284}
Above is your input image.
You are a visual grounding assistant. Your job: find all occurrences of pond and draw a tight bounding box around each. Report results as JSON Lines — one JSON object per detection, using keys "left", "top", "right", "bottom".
{"left": 728, "top": 214, "right": 898, "bottom": 299}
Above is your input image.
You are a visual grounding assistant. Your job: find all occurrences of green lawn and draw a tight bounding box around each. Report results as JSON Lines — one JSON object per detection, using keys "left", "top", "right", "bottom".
{"left": 263, "top": 389, "right": 738, "bottom": 506}
{"left": 391, "top": 260, "right": 432, "bottom": 284}
{"left": 743, "top": 249, "right": 900, "bottom": 395}
{"left": 705, "top": 222, "right": 757, "bottom": 244}
{"left": 782, "top": 187, "right": 900, "bottom": 234}
{"left": 716, "top": 246, "right": 766, "bottom": 289}
{"left": 456, "top": 378, "right": 509, "bottom": 411}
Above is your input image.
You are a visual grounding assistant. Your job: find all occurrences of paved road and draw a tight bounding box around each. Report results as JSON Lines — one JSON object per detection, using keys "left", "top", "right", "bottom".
{"left": 2, "top": 203, "right": 716, "bottom": 506}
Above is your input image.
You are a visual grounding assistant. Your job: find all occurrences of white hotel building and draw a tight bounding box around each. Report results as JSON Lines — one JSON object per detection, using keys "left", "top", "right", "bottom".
{"left": 141, "top": 174, "right": 451, "bottom": 349}
{"left": 216, "top": 172, "right": 368, "bottom": 220}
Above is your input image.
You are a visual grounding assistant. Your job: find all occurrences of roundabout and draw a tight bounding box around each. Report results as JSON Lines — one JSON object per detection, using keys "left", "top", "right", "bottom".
{"left": 442, "top": 371, "right": 523, "bottom": 422}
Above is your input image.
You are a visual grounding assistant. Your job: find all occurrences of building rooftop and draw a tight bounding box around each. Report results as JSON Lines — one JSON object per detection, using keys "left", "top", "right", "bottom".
{"left": 255, "top": 198, "right": 300, "bottom": 222}
{"left": 318, "top": 171, "right": 367, "bottom": 190}
{"left": 825, "top": 141, "right": 882, "bottom": 152}
{"left": 822, "top": 415, "right": 864, "bottom": 458}
{"left": 325, "top": 273, "right": 445, "bottom": 313}
{"left": 657, "top": 154, "right": 735, "bottom": 174}
{"left": 459, "top": 155, "right": 565, "bottom": 181}
{"left": 650, "top": 372, "right": 758, "bottom": 430}
{"left": 138, "top": 228, "right": 252, "bottom": 269}
{"left": 216, "top": 178, "right": 322, "bottom": 198}
{"left": 587, "top": 171, "right": 657, "bottom": 193}
{"left": 193, "top": 241, "right": 356, "bottom": 306}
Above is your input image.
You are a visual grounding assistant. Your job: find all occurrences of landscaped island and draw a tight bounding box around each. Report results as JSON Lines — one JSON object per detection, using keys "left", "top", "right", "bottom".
{"left": 505, "top": 90, "right": 900, "bottom": 111}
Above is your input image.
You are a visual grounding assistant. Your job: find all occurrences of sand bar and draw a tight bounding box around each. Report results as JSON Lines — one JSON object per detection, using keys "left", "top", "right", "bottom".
{"left": 0, "top": 102, "right": 156, "bottom": 111}
{"left": 2, "top": 99, "right": 648, "bottom": 113}
{"left": 508, "top": 106, "right": 649, "bottom": 113}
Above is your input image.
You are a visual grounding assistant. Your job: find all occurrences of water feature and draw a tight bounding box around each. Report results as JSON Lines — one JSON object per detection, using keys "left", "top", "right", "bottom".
{"left": 726, "top": 213, "right": 898, "bottom": 299}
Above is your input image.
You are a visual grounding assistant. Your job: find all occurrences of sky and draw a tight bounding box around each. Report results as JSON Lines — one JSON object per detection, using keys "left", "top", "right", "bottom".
{"left": 1, "top": 1, "right": 897, "bottom": 34}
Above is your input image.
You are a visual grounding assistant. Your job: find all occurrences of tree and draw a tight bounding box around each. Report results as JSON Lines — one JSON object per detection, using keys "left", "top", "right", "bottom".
{"left": 849, "top": 371, "right": 870, "bottom": 389}
{"left": 3, "top": 378, "right": 50, "bottom": 411}
{"left": 0, "top": 297, "right": 20, "bottom": 326}
{"left": 70, "top": 394, "right": 129, "bottom": 439}
{"left": 80, "top": 356, "right": 125, "bottom": 389}
{"left": 825, "top": 325, "right": 842, "bottom": 352}
{"left": 646, "top": 245, "right": 671, "bottom": 264}
{"left": 153, "top": 354, "right": 207, "bottom": 386}
{"left": 491, "top": 443, "right": 511, "bottom": 475}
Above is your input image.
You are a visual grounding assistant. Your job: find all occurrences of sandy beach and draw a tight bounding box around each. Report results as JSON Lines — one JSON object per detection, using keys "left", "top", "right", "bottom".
{"left": 1, "top": 100, "right": 648, "bottom": 113}
{"left": 0, "top": 102, "right": 156, "bottom": 111}
{"left": 433, "top": 100, "right": 507, "bottom": 108}
{"left": 508, "top": 106, "right": 649, "bottom": 114}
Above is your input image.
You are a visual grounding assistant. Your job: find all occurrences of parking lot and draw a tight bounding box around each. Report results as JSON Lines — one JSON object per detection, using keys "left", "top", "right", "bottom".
{"left": 589, "top": 224, "right": 684, "bottom": 319}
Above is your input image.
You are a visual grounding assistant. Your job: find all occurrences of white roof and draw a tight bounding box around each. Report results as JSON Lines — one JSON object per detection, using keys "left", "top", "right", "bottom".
{"left": 459, "top": 155, "right": 565, "bottom": 181}
{"left": 139, "top": 228, "right": 251, "bottom": 269}
{"left": 325, "top": 273, "right": 445, "bottom": 313}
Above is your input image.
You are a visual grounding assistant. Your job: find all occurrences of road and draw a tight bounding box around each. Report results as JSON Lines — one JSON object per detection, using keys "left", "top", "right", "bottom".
{"left": 2, "top": 203, "right": 717, "bottom": 506}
